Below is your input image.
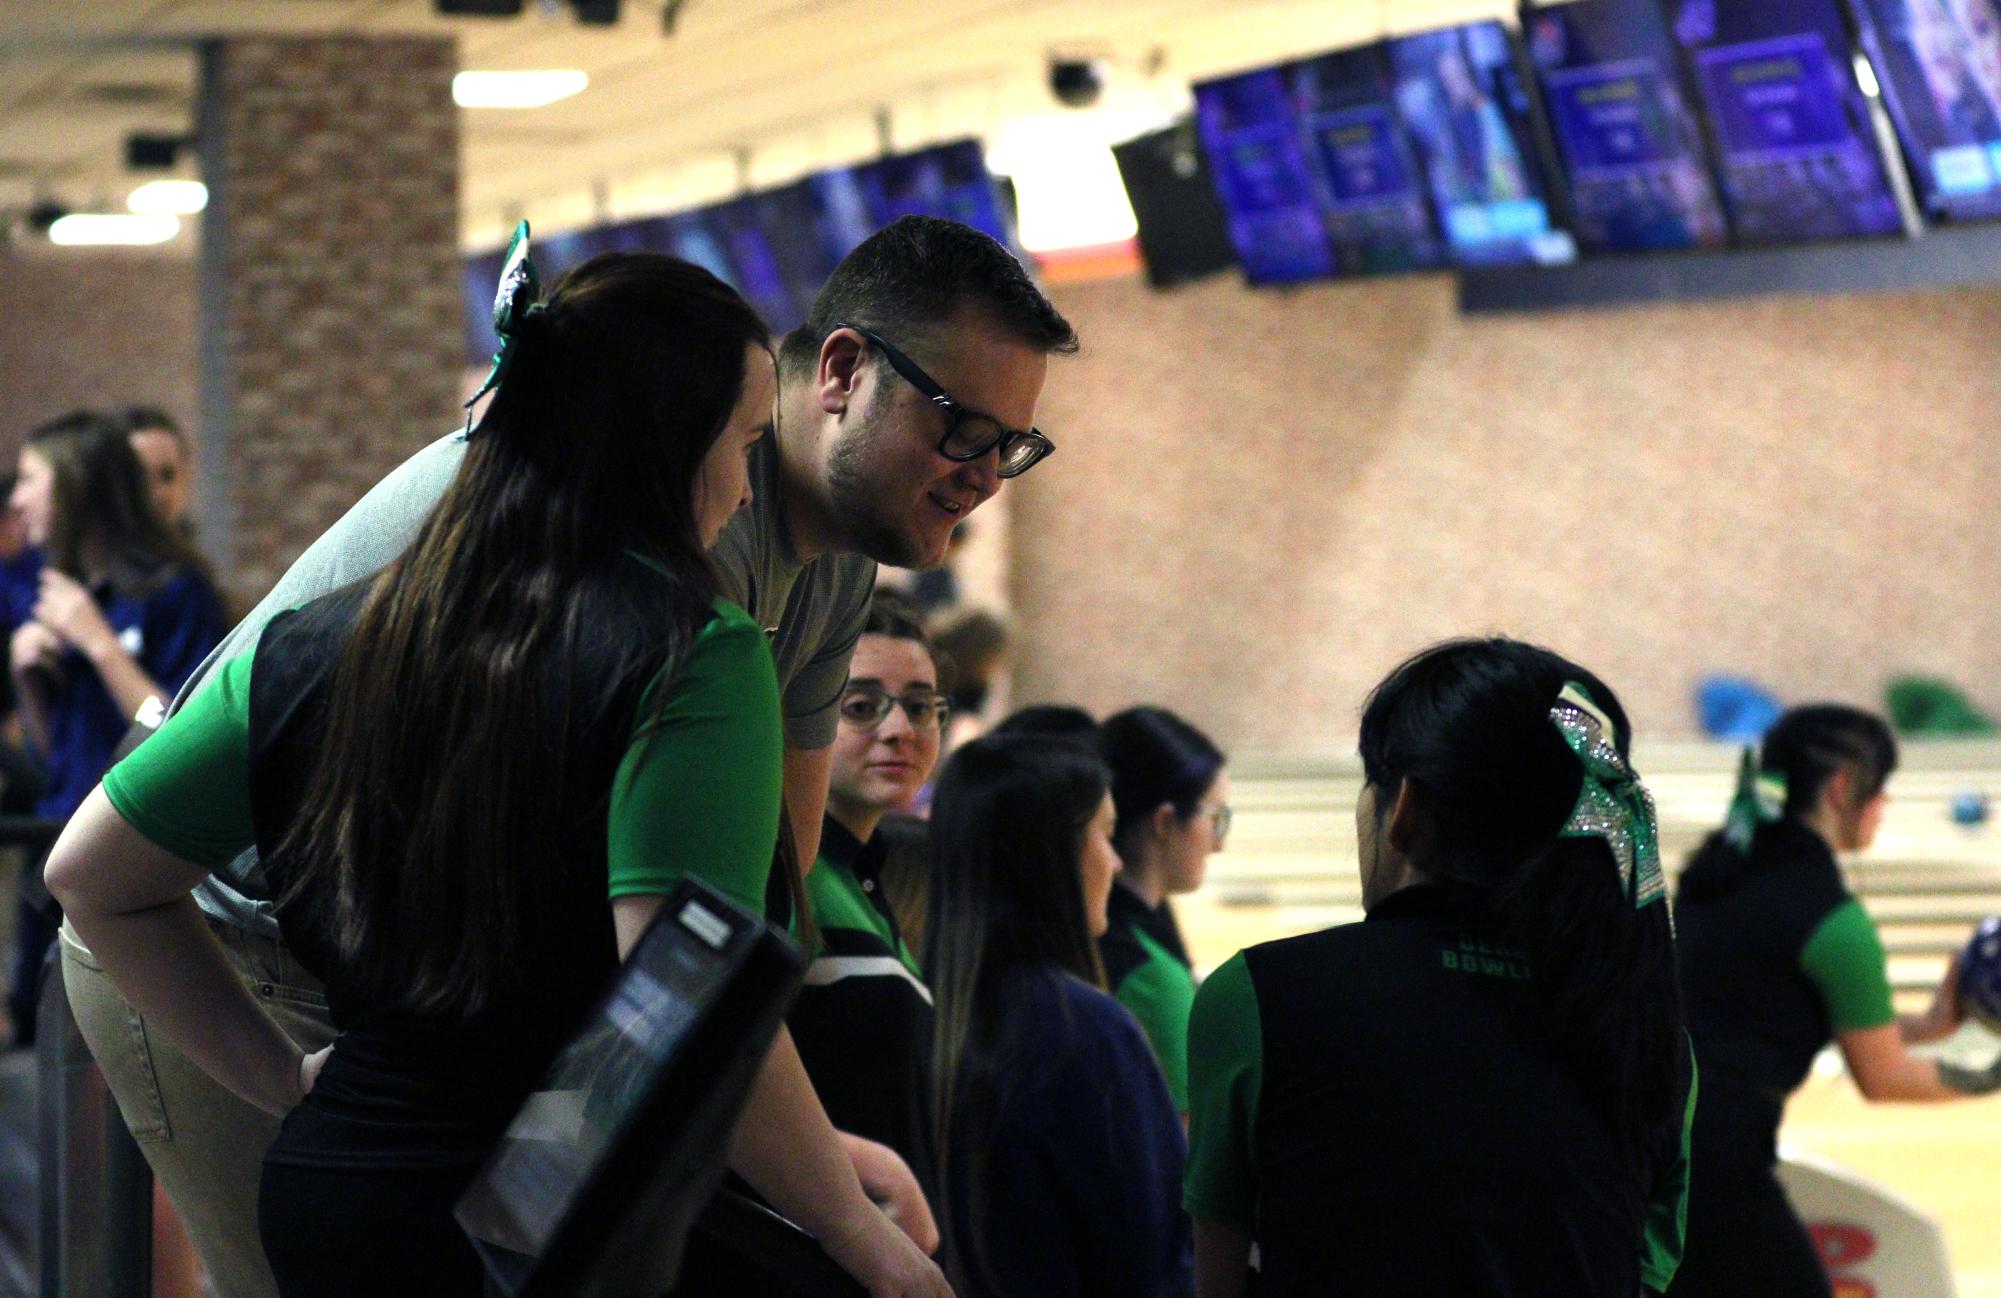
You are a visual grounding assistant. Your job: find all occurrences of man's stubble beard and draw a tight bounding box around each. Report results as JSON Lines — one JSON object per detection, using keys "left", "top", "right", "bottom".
{"left": 825, "top": 390, "right": 932, "bottom": 570}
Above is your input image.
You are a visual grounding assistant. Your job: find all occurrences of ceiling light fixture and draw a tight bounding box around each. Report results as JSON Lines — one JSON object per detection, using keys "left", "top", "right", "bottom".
{"left": 127, "top": 179, "right": 208, "bottom": 216}
{"left": 452, "top": 70, "right": 588, "bottom": 110}
{"left": 47, "top": 213, "right": 181, "bottom": 246}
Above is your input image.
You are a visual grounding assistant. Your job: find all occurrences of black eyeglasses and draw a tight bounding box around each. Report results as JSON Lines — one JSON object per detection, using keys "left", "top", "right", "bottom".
{"left": 1198, "top": 801, "right": 1233, "bottom": 848}
{"left": 839, "top": 685, "right": 952, "bottom": 731}
{"left": 835, "top": 321, "right": 1055, "bottom": 479}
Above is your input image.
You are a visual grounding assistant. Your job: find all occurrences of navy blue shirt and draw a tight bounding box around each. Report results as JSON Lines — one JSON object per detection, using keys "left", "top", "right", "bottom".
{"left": 943, "top": 967, "right": 1192, "bottom": 1298}
{"left": 0, "top": 547, "right": 42, "bottom": 633}
{"left": 37, "top": 565, "right": 224, "bottom": 820}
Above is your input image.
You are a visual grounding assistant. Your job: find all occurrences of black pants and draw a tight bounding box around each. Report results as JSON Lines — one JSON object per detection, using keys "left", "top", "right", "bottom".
{"left": 259, "top": 1160, "right": 486, "bottom": 1298}
{"left": 1667, "top": 1083, "right": 1829, "bottom": 1298}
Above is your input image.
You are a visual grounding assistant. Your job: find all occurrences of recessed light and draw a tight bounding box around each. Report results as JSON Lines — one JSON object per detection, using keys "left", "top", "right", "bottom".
{"left": 127, "top": 179, "right": 208, "bottom": 216}
{"left": 452, "top": 70, "right": 588, "bottom": 109}
{"left": 48, "top": 213, "right": 181, "bottom": 246}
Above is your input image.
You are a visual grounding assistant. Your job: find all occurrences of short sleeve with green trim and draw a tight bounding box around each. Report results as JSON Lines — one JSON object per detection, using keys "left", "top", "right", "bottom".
{"left": 103, "top": 649, "right": 257, "bottom": 870}
{"left": 1113, "top": 929, "right": 1197, "bottom": 1111}
{"left": 1799, "top": 897, "right": 1897, "bottom": 1033}
{"left": 1639, "top": 1041, "right": 1698, "bottom": 1293}
{"left": 606, "top": 601, "right": 783, "bottom": 916}
{"left": 1184, "top": 949, "right": 1263, "bottom": 1225}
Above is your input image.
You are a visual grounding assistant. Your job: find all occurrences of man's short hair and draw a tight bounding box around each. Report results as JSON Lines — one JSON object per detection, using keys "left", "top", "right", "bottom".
{"left": 781, "top": 216, "right": 1078, "bottom": 375}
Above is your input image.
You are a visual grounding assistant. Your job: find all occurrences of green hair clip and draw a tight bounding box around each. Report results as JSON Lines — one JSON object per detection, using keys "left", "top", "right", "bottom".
{"left": 1550, "top": 682, "right": 1664, "bottom": 909}
{"left": 1721, "top": 746, "right": 1786, "bottom": 853}
{"left": 463, "top": 220, "right": 543, "bottom": 435}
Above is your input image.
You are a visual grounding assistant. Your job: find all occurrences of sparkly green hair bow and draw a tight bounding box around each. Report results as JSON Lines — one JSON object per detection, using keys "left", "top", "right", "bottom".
{"left": 1550, "top": 681, "right": 1664, "bottom": 909}
{"left": 1721, "top": 746, "right": 1786, "bottom": 854}
{"left": 463, "top": 220, "right": 543, "bottom": 435}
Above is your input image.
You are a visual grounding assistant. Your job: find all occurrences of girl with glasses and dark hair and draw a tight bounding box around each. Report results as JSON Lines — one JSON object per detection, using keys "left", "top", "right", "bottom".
{"left": 1187, "top": 638, "right": 1694, "bottom": 1298}
{"left": 1098, "top": 704, "right": 1229, "bottom": 1116}
{"left": 47, "top": 250, "right": 948, "bottom": 1298}
{"left": 787, "top": 590, "right": 947, "bottom": 1207}
{"left": 926, "top": 733, "right": 1192, "bottom": 1298}
{"left": 1668, "top": 705, "right": 1996, "bottom": 1298}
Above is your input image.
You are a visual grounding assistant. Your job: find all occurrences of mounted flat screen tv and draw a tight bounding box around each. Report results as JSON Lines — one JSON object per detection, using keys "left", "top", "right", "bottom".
{"left": 1193, "top": 67, "right": 1337, "bottom": 283}
{"left": 707, "top": 196, "right": 809, "bottom": 334}
{"left": 1387, "top": 22, "right": 1579, "bottom": 265}
{"left": 1285, "top": 43, "right": 1448, "bottom": 274}
{"left": 854, "top": 140, "right": 1015, "bottom": 246}
{"left": 1524, "top": 0, "right": 1733, "bottom": 251}
{"left": 746, "top": 180, "right": 850, "bottom": 326}
{"left": 1848, "top": 0, "right": 2001, "bottom": 220}
{"left": 1670, "top": 0, "right": 1905, "bottom": 241}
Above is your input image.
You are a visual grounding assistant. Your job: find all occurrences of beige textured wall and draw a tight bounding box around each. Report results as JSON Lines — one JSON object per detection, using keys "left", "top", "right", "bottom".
{"left": 0, "top": 251, "right": 199, "bottom": 451}
{"left": 1010, "top": 272, "right": 2001, "bottom": 752}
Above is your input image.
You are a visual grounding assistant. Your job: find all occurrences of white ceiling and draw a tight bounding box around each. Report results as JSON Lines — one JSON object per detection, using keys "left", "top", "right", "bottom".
{"left": 0, "top": 0, "right": 1522, "bottom": 251}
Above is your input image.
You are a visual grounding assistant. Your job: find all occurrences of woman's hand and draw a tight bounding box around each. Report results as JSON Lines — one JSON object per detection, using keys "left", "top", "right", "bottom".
{"left": 839, "top": 1132, "right": 939, "bottom": 1254}
{"left": 818, "top": 1201, "right": 954, "bottom": 1298}
{"left": 34, "top": 570, "right": 116, "bottom": 659}
{"left": 10, "top": 620, "right": 61, "bottom": 677}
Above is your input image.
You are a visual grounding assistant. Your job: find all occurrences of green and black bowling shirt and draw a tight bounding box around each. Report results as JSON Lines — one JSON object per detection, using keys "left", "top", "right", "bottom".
{"left": 1675, "top": 819, "right": 1895, "bottom": 1153}
{"left": 789, "top": 816, "right": 936, "bottom": 1192}
{"left": 1099, "top": 882, "right": 1197, "bottom": 1111}
{"left": 1185, "top": 883, "right": 1695, "bottom": 1298}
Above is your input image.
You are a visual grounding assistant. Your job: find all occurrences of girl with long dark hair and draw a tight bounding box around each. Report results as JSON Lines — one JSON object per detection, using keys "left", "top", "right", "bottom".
{"left": 925, "top": 733, "right": 1192, "bottom": 1298}
{"left": 47, "top": 249, "right": 947, "bottom": 1298}
{"left": 1669, "top": 705, "right": 1995, "bottom": 1298}
{"left": 1098, "top": 705, "right": 1228, "bottom": 1115}
{"left": 1186, "top": 638, "right": 1694, "bottom": 1298}
{"left": 4, "top": 410, "right": 224, "bottom": 1045}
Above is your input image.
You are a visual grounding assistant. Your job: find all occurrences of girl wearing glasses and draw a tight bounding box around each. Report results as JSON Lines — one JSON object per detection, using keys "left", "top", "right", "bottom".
{"left": 789, "top": 592, "right": 948, "bottom": 1203}
{"left": 46, "top": 253, "right": 948, "bottom": 1298}
{"left": 1098, "top": 705, "right": 1230, "bottom": 1116}
{"left": 926, "top": 733, "right": 1192, "bottom": 1298}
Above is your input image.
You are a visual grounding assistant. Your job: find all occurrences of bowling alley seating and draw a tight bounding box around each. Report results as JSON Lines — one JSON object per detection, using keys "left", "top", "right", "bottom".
{"left": 1181, "top": 740, "right": 2001, "bottom": 1018}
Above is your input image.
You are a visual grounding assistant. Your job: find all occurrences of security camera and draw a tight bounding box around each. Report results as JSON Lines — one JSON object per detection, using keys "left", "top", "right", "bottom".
{"left": 1048, "top": 57, "right": 1105, "bottom": 108}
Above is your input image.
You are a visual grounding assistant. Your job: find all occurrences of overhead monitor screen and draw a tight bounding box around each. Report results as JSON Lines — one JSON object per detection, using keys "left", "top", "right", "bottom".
{"left": 1388, "top": 21, "right": 1578, "bottom": 265}
{"left": 1849, "top": 0, "right": 2001, "bottom": 220}
{"left": 1193, "top": 67, "right": 1337, "bottom": 283}
{"left": 1285, "top": 43, "right": 1448, "bottom": 274}
{"left": 1524, "top": 0, "right": 1732, "bottom": 251}
{"left": 707, "top": 196, "right": 809, "bottom": 333}
{"left": 1670, "top": 0, "right": 1904, "bottom": 241}
{"left": 855, "top": 141, "right": 1015, "bottom": 246}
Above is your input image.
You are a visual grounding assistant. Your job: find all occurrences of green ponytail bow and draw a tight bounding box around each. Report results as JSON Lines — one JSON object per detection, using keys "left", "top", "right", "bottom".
{"left": 463, "top": 220, "right": 543, "bottom": 435}
{"left": 1550, "top": 682, "right": 1664, "bottom": 909}
{"left": 1721, "top": 746, "right": 1786, "bottom": 853}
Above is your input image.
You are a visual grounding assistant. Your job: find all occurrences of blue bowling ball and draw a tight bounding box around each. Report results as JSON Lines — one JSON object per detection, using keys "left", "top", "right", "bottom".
{"left": 1952, "top": 790, "right": 1991, "bottom": 826}
{"left": 1961, "top": 917, "right": 2001, "bottom": 1033}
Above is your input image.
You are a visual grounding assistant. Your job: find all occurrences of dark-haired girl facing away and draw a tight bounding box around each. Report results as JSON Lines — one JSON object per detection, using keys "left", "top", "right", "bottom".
{"left": 1669, "top": 705, "right": 1994, "bottom": 1298}
{"left": 5, "top": 411, "right": 224, "bottom": 1045}
{"left": 1098, "top": 705, "right": 1229, "bottom": 1114}
{"left": 47, "top": 252, "right": 947, "bottom": 1298}
{"left": 927, "top": 734, "right": 1193, "bottom": 1298}
{"left": 1186, "top": 638, "right": 1694, "bottom": 1298}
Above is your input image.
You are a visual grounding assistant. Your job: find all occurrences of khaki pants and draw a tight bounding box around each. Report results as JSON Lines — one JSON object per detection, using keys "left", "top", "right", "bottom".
{"left": 59, "top": 915, "right": 337, "bottom": 1298}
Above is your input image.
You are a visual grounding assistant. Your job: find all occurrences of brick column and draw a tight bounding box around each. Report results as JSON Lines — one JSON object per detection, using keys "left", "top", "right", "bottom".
{"left": 197, "top": 35, "right": 460, "bottom": 603}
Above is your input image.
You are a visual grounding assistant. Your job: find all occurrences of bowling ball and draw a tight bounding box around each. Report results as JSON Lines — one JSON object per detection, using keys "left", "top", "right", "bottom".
{"left": 1960, "top": 918, "right": 2001, "bottom": 1033}
{"left": 1951, "top": 790, "right": 1990, "bottom": 826}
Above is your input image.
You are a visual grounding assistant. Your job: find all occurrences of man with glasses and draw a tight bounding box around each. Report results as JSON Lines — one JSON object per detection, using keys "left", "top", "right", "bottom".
{"left": 63, "top": 215, "right": 1075, "bottom": 1298}
{"left": 788, "top": 592, "right": 947, "bottom": 1206}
